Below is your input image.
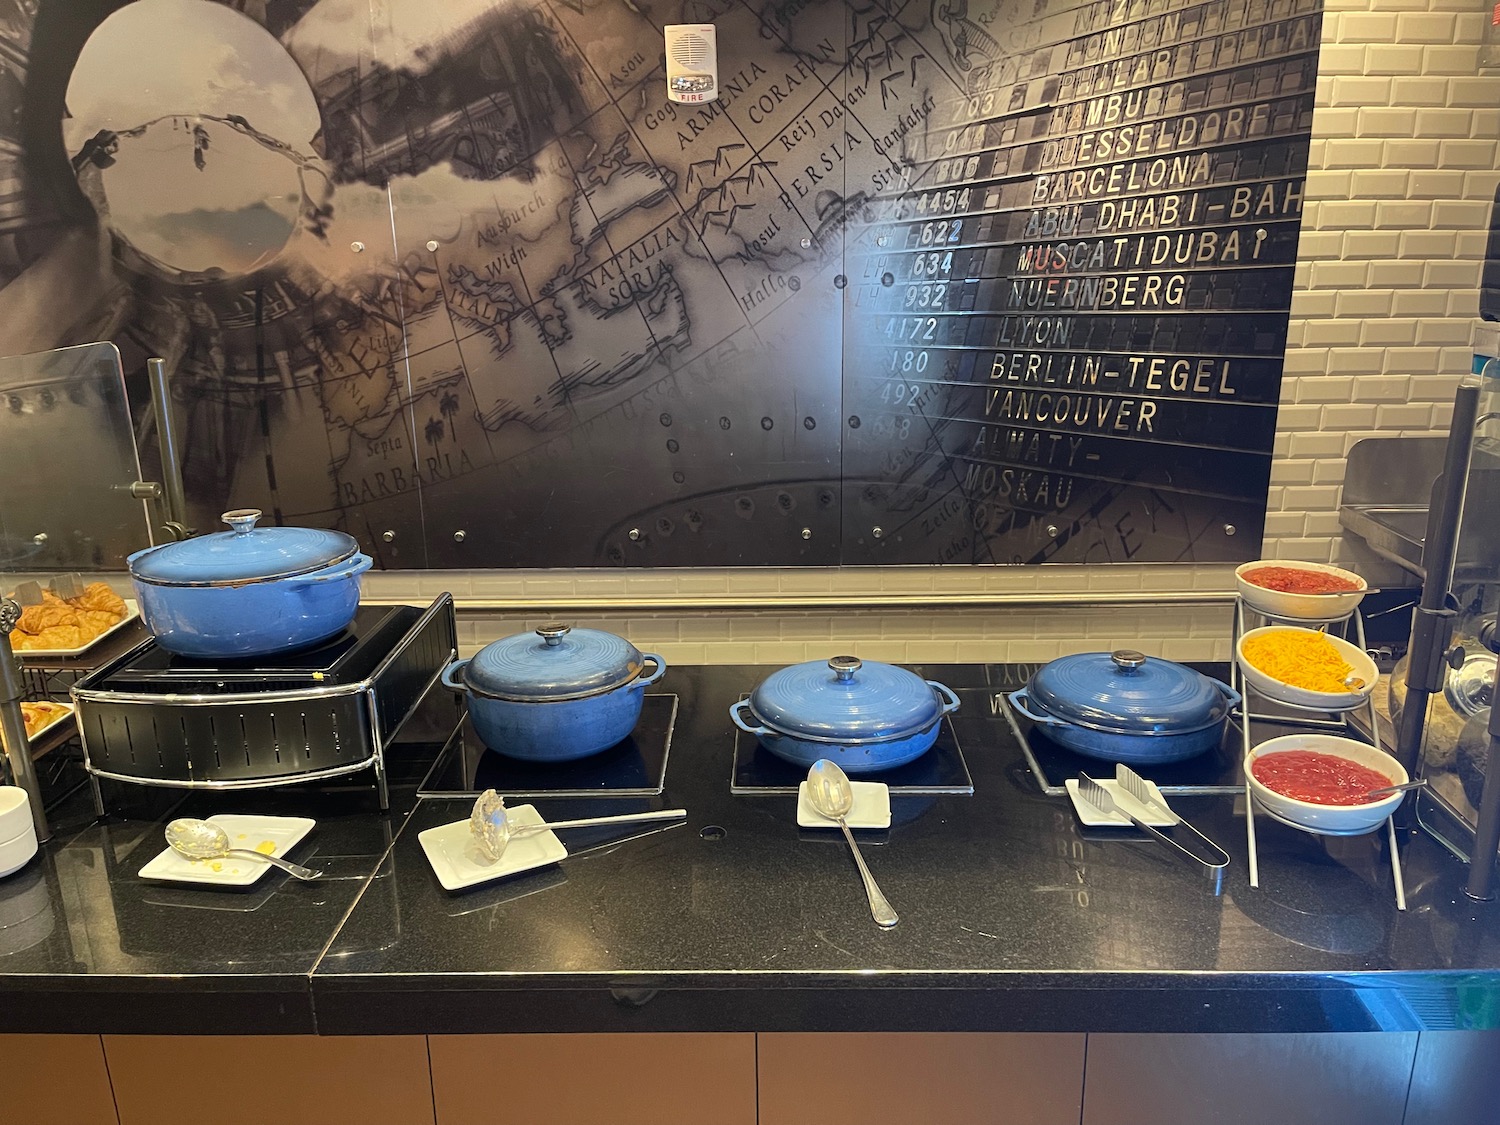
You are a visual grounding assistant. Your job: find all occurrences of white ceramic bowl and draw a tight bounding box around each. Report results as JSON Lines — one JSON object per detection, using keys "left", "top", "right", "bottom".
{"left": 0, "top": 824, "right": 37, "bottom": 879}
{"left": 0, "top": 788, "right": 31, "bottom": 845}
{"left": 1237, "top": 625, "right": 1379, "bottom": 712}
{"left": 1245, "top": 734, "right": 1407, "bottom": 834}
{"left": 1235, "top": 560, "right": 1368, "bottom": 621}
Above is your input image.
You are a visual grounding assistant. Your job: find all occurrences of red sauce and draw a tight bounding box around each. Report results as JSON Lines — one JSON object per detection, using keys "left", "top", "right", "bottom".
{"left": 1251, "top": 750, "right": 1393, "bottom": 806}
{"left": 1244, "top": 566, "right": 1361, "bottom": 594}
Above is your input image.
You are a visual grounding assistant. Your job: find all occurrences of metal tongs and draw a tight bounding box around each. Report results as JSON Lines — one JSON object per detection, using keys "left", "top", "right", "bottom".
{"left": 1076, "top": 766, "right": 1230, "bottom": 871}
{"left": 10, "top": 573, "right": 88, "bottom": 606}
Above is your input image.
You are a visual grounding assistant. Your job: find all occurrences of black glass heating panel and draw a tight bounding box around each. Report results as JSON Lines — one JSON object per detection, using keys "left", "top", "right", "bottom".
{"left": 730, "top": 716, "right": 974, "bottom": 795}
{"left": 94, "top": 604, "right": 419, "bottom": 691}
{"left": 998, "top": 693, "right": 1246, "bottom": 796}
{"left": 418, "top": 694, "right": 676, "bottom": 799}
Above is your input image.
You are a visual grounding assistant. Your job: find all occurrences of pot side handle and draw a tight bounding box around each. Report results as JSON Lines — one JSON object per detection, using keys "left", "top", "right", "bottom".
{"left": 1006, "top": 687, "right": 1063, "bottom": 726}
{"left": 440, "top": 658, "right": 470, "bottom": 693}
{"left": 728, "top": 699, "right": 771, "bottom": 737}
{"left": 1208, "top": 676, "right": 1243, "bottom": 711}
{"left": 637, "top": 654, "right": 668, "bottom": 688}
{"left": 308, "top": 552, "right": 375, "bottom": 581}
{"left": 928, "top": 680, "right": 962, "bottom": 715}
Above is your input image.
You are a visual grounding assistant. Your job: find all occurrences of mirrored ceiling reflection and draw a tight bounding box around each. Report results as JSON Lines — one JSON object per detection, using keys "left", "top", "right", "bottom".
{"left": 64, "top": 0, "right": 322, "bottom": 279}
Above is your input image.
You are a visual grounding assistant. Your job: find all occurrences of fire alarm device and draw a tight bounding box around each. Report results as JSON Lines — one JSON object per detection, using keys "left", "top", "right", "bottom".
{"left": 664, "top": 24, "right": 717, "bottom": 103}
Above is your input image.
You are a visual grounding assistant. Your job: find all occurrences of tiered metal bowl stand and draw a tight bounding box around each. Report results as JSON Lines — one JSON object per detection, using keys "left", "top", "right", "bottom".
{"left": 1228, "top": 597, "right": 1406, "bottom": 911}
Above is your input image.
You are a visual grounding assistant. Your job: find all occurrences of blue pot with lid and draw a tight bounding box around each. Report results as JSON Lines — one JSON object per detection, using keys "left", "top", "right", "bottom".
{"left": 126, "top": 508, "right": 373, "bottom": 659}
{"left": 1008, "top": 650, "right": 1240, "bottom": 764}
{"left": 441, "top": 623, "right": 666, "bottom": 761}
{"left": 730, "top": 656, "right": 961, "bottom": 773}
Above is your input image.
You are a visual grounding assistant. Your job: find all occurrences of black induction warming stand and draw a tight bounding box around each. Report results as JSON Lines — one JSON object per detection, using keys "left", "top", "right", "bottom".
{"left": 71, "top": 595, "right": 457, "bottom": 813}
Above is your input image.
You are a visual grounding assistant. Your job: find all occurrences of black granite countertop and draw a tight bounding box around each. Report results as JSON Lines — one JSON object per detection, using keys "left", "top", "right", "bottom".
{"left": 3, "top": 665, "right": 1497, "bottom": 1036}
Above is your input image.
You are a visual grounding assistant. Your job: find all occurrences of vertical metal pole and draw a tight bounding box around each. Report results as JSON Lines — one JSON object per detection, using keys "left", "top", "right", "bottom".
{"left": 0, "top": 599, "right": 50, "bottom": 842}
{"left": 1465, "top": 622, "right": 1500, "bottom": 899}
{"left": 146, "top": 358, "right": 190, "bottom": 538}
{"left": 1396, "top": 382, "right": 1482, "bottom": 775}
{"left": 1464, "top": 708, "right": 1500, "bottom": 900}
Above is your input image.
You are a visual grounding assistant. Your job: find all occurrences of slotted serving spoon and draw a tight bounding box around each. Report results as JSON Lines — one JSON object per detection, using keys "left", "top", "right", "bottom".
{"left": 469, "top": 789, "right": 686, "bottom": 863}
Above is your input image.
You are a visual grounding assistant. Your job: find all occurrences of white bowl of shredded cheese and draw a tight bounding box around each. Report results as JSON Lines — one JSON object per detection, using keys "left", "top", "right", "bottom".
{"left": 1236, "top": 626, "right": 1379, "bottom": 713}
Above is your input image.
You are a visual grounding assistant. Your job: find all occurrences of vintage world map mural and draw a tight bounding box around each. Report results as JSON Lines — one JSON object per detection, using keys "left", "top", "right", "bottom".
{"left": 0, "top": 0, "right": 1320, "bottom": 567}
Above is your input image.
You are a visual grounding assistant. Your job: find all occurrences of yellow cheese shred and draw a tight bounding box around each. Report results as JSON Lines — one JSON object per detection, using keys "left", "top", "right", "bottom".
{"left": 1243, "top": 629, "right": 1355, "bottom": 693}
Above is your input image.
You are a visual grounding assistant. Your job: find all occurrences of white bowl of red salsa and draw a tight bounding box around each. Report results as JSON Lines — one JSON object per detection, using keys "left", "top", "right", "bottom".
{"left": 1245, "top": 734, "right": 1407, "bottom": 834}
{"left": 1234, "top": 560, "right": 1368, "bottom": 621}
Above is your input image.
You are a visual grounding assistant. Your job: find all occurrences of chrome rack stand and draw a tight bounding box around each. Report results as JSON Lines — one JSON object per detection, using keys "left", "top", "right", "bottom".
{"left": 0, "top": 597, "right": 50, "bottom": 842}
{"left": 1229, "top": 596, "right": 1405, "bottom": 910}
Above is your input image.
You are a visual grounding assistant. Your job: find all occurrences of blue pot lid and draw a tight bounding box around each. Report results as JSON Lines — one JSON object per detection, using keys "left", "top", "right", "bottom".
{"left": 464, "top": 624, "right": 644, "bottom": 701}
{"left": 748, "top": 656, "right": 943, "bottom": 742}
{"left": 128, "top": 509, "right": 358, "bottom": 587}
{"left": 1029, "top": 650, "right": 1229, "bottom": 735}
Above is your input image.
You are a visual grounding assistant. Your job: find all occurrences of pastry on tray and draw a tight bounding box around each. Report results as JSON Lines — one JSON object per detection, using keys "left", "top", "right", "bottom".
{"left": 9, "top": 582, "right": 127, "bottom": 651}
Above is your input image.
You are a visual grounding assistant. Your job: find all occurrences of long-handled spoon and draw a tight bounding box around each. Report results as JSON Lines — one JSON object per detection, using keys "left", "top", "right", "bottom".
{"left": 469, "top": 790, "right": 686, "bottom": 863}
{"left": 1364, "top": 778, "right": 1428, "bottom": 800}
{"left": 806, "top": 759, "right": 898, "bottom": 928}
{"left": 165, "top": 818, "right": 322, "bottom": 880}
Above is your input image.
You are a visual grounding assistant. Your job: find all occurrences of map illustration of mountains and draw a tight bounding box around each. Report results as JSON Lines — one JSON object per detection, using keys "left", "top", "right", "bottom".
{"left": 0, "top": 0, "right": 1318, "bottom": 566}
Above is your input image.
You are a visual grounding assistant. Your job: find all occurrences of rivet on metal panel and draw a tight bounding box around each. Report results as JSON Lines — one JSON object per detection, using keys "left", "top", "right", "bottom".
{"left": 351, "top": 241, "right": 365, "bottom": 253}
{"left": 872, "top": 526, "right": 883, "bottom": 539}
{"left": 801, "top": 528, "right": 812, "bottom": 540}
{"left": 453, "top": 530, "right": 466, "bottom": 543}
{"left": 381, "top": 529, "right": 395, "bottom": 542}
{"left": 426, "top": 240, "right": 439, "bottom": 252}
{"left": 1046, "top": 525, "right": 1059, "bottom": 538}
{"left": 1223, "top": 524, "right": 1237, "bottom": 536}
{"left": 628, "top": 528, "right": 642, "bottom": 541}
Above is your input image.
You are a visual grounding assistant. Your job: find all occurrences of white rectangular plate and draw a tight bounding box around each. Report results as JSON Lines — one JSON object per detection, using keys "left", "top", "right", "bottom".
{"left": 13, "top": 599, "right": 139, "bottom": 658}
{"left": 138, "top": 814, "right": 316, "bottom": 887}
{"left": 419, "top": 804, "right": 567, "bottom": 892}
{"left": 1066, "top": 777, "right": 1176, "bottom": 827}
{"left": 796, "top": 780, "right": 892, "bottom": 829}
{"left": 23, "top": 702, "right": 75, "bottom": 744}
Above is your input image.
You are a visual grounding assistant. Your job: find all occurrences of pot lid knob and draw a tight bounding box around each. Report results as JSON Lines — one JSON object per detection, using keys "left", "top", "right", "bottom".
{"left": 828, "top": 655, "right": 862, "bottom": 681}
{"left": 221, "top": 509, "right": 262, "bottom": 535}
{"left": 536, "top": 622, "right": 571, "bottom": 647}
{"left": 1111, "top": 649, "right": 1147, "bottom": 672}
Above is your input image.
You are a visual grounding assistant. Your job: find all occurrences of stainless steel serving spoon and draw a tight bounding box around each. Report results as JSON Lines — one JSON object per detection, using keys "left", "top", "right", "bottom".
{"left": 468, "top": 789, "right": 687, "bottom": 863}
{"left": 806, "top": 759, "right": 898, "bottom": 928}
{"left": 165, "top": 818, "right": 322, "bottom": 880}
{"left": 1364, "top": 778, "right": 1428, "bottom": 800}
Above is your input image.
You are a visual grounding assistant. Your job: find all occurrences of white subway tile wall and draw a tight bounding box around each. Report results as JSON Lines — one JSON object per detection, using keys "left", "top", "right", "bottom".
{"left": 108, "top": 7, "right": 1473, "bottom": 667}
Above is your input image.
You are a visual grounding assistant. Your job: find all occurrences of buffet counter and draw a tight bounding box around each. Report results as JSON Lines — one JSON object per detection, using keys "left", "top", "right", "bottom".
{"left": 1, "top": 663, "right": 1495, "bottom": 1036}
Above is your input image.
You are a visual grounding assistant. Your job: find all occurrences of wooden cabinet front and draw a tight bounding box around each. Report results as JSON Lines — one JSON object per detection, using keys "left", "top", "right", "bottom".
{"left": 758, "top": 1032, "right": 1086, "bottom": 1125}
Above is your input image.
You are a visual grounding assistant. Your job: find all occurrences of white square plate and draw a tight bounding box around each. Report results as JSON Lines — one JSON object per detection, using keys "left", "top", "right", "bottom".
{"left": 1066, "top": 778, "right": 1176, "bottom": 828}
{"left": 14, "top": 600, "right": 139, "bottom": 658}
{"left": 796, "top": 780, "right": 891, "bottom": 829}
{"left": 139, "top": 814, "right": 316, "bottom": 887}
{"left": 419, "top": 804, "right": 567, "bottom": 892}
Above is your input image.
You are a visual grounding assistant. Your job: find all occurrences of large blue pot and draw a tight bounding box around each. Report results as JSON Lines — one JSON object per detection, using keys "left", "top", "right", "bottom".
{"left": 1008, "top": 649, "right": 1240, "bottom": 765}
{"left": 730, "top": 656, "right": 961, "bottom": 774}
{"left": 127, "top": 509, "right": 373, "bottom": 659}
{"left": 441, "top": 624, "right": 666, "bottom": 761}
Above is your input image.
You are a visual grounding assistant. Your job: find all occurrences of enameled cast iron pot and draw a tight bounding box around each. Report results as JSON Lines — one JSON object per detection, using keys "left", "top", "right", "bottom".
{"left": 441, "top": 624, "right": 666, "bottom": 761}
{"left": 730, "top": 656, "right": 961, "bottom": 773}
{"left": 126, "top": 509, "right": 373, "bottom": 659}
{"left": 1008, "top": 649, "right": 1239, "bottom": 764}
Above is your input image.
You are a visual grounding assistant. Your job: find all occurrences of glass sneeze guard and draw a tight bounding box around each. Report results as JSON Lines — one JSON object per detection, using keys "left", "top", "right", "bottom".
{"left": 0, "top": 342, "right": 153, "bottom": 573}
